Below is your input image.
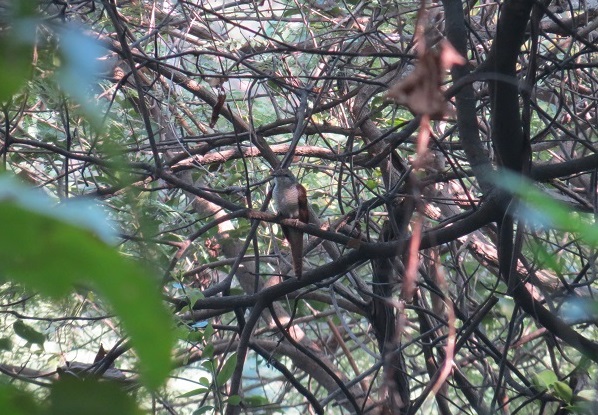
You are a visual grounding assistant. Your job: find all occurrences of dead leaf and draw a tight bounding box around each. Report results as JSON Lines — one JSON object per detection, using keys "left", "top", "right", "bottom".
{"left": 387, "top": 40, "right": 465, "bottom": 120}
{"left": 205, "top": 237, "right": 221, "bottom": 258}
{"left": 438, "top": 39, "right": 466, "bottom": 70}
{"left": 346, "top": 238, "right": 361, "bottom": 249}
{"left": 94, "top": 344, "right": 107, "bottom": 363}
{"left": 209, "top": 92, "right": 226, "bottom": 128}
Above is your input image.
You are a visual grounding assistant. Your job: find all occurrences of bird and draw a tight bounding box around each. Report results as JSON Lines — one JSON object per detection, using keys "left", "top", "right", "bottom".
{"left": 272, "top": 169, "right": 309, "bottom": 279}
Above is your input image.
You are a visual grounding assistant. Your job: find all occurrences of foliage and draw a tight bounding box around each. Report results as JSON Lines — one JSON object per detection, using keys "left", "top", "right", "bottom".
{"left": 0, "top": 0, "right": 598, "bottom": 414}
{"left": 0, "top": 178, "right": 173, "bottom": 388}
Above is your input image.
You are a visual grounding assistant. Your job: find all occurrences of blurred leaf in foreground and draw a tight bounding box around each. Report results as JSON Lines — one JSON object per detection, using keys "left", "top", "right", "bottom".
{"left": 492, "top": 170, "right": 598, "bottom": 245}
{"left": 45, "top": 378, "right": 142, "bottom": 415}
{"left": 0, "top": 176, "right": 173, "bottom": 389}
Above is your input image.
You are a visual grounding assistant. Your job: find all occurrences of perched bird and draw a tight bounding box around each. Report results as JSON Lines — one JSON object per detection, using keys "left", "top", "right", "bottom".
{"left": 272, "top": 169, "right": 309, "bottom": 279}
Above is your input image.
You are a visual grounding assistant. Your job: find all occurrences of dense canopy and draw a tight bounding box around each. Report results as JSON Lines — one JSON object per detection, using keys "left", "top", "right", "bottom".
{"left": 1, "top": 0, "right": 598, "bottom": 414}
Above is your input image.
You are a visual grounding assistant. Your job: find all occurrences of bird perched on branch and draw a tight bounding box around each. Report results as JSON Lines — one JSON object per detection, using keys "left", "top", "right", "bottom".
{"left": 272, "top": 169, "right": 309, "bottom": 279}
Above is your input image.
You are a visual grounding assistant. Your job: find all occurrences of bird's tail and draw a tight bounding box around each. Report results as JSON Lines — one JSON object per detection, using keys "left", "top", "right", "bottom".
{"left": 283, "top": 226, "right": 303, "bottom": 279}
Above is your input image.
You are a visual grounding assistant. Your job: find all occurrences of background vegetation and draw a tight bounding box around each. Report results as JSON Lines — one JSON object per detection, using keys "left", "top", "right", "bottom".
{"left": 1, "top": 0, "right": 598, "bottom": 414}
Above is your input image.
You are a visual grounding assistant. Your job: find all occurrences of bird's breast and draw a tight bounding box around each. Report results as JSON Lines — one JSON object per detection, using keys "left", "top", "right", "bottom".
{"left": 273, "top": 184, "right": 300, "bottom": 218}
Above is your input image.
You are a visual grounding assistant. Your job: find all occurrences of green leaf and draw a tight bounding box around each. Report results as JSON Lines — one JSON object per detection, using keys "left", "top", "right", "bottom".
{"left": 365, "top": 179, "right": 377, "bottom": 191}
{"left": 0, "top": 35, "right": 33, "bottom": 101}
{"left": 46, "top": 378, "right": 142, "bottom": 415}
{"left": 203, "top": 343, "right": 215, "bottom": 359}
{"left": 244, "top": 395, "right": 269, "bottom": 407}
{"left": 0, "top": 2, "right": 37, "bottom": 102}
{"left": 0, "top": 383, "right": 41, "bottom": 415}
{"left": 56, "top": 28, "right": 102, "bottom": 101}
{"left": 178, "top": 388, "right": 209, "bottom": 398}
{"left": 528, "top": 241, "right": 563, "bottom": 275}
{"left": 282, "top": 7, "right": 300, "bottom": 17}
{"left": 187, "top": 331, "right": 203, "bottom": 343}
{"left": 185, "top": 289, "right": 205, "bottom": 311}
{"left": 204, "top": 323, "right": 215, "bottom": 340}
{"left": 576, "top": 389, "right": 598, "bottom": 401}
{"left": 202, "top": 360, "right": 215, "bottom": 373}
{"left": 174, "top": 326, "right": 191, "bottom": 341}
{"left": 306, "top": 300, "right": 328, "bottom": 312}
{"left": 0, "top": 178, "right": 173, "bottom": 388}
{"left": 216, "top": 353, "right": 237, "bottom": 386}
{"left": 497, "top": 297, "right": 515, "bottom": 318}
{"left": 192, "top": 406, "right": 214, "bottom": 415}
{"left": 229, "top": 287, "right": 244, "bottom": 296}
{"left": 13, "top": 320, "right": 45, "bottom": 346}
{"left": 493, "top": 170, "right": 598, "bottom": 245}
{"left": 12, "top": 0, "right": 39, "bottom": 17}
{"left": 532, "top": 369, "right": 558, "bottom": 389}
{"left": 564, "top": 403, "right": 595, "bottom": 414}
{"left": 552, "top": 381, "right": 573, "bottom": 403}
{"left": 227, "top": 395, "right": 242, "bottom": 405}
{"left": 0, "top": 338, "right": 12, "bottom": 351}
